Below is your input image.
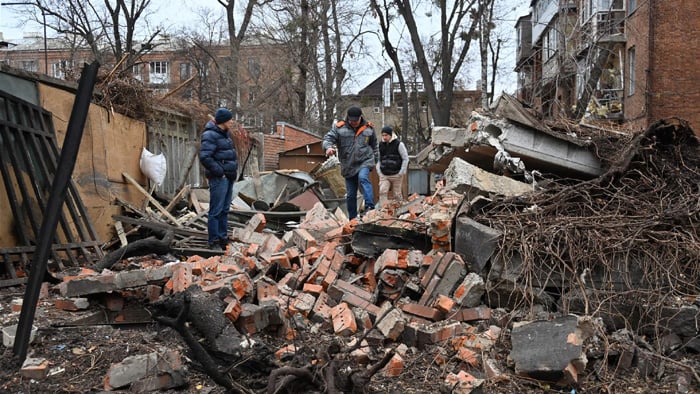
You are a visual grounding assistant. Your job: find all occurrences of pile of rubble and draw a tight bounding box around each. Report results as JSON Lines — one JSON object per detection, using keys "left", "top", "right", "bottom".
{"left": 1, "top": 116, "right": 699, "bottom": 393}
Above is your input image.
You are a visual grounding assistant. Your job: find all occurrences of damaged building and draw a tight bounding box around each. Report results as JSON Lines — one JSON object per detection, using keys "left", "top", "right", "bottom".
{"left": 516, "top": 0, "right": 700, "bottom": 134}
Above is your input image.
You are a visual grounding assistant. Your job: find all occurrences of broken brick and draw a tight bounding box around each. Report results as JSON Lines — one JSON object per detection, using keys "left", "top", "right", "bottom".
{"left": 331, "top": 302, "right": 357, "bottom": 336}
{"left": 224, "top": 297, "right": 242, "bottom": 322}
{"left": 399, "top": 302, "right": 444, "bottom": 321}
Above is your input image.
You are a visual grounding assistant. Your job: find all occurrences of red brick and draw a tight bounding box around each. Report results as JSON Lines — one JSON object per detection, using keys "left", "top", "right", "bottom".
{"left": 224, "top": 297, "right": 242, "bottom": 321}
{"left": 146, "top": 285, "right": 161, "bottom": 301}
{"left": 450, "top": 306, "right": 492, "bottom": 322}
{"left": 284, "top": 247, "right": 300, "bottom": 264}
{"left": 245, "top": 243, "right": 260, "bottom": 257}
{"left": 257, "top": 281, "right": 279, "bottom": 304}
{"left": 399, "top": 302, "right": 444, "bottom": 321}
{"left": 200, "top": 278, "right": 229, "bottom": 293}
{"left": 375, "top": 249, "right": 400, "bottom": 272}
{"left": 303, "top": 283, "right": 323, "bottom": 294}
{"left": 170, "top": 263, "right": 193, "bottom": 293}
{"left": 342, "top": 292, "right": 381, "bottom": 317}
{"left": 432, "top": 295, "right": 455, "bottom": 313}
{"left": 230, "top": 274, "right": 253, "bottom": 300}
{"left": 291, "top": 228, "right": 317, "bottom": 251}
{"left": 10, "top": 298, "right": 23, "bottom": 312}
{"left": 20, "top": 358, "right": 49, "bottom": 380}
{"left": 383, "top": 354, "right": 404, "bottom": 376}
{"left": 102, "top": 294, "right": 124, "bottom": 311}
{"left": 246, "top": 212, "right": 267, "bottom": 232}
{"left": 275, "top": 344, "right": 298, "bottom": 361}
{"left": 269, "top": 253, "right": 291, "bottom": 269}
{"left": 311, "top": 292, "right": 332, "bottom": 326}
{"left": 54, "top": 298, "right": 89, "bottom": 311}
{"left": 456, "top": 347, "right": 480, "bottom": 367}
{"left": 331, "top": 302, "right": 357, "bottom": 336}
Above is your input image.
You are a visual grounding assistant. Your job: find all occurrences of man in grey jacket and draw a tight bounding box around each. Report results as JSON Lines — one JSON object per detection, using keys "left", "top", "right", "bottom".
{"left": 322, "top": 106, "right": 378, "bottom": 220}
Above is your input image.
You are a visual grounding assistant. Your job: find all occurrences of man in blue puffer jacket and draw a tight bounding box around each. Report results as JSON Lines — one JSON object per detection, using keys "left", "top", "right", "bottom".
{"left": 199, "top": 108, "right": 238, "bottom": 250}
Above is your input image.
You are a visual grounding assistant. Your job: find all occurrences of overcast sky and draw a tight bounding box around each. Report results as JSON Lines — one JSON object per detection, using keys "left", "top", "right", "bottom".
{"left": 0, "top": 0, "right": 529, "bottom": 94}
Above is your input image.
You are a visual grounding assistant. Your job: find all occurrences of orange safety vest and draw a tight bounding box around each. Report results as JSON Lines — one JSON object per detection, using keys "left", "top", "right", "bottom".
{"left": 335, "top": 120, "right": 374, "bottom": 138}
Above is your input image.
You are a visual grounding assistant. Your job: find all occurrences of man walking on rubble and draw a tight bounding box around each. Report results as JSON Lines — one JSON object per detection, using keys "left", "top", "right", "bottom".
{"left": 199, "top": 108, "right": 238, "bottom": 251}
{"left": 376, "top": 125, "right": 409, "bottom": 208}
{"left": 323, "top": 106, "right": 378, "bottom": 220}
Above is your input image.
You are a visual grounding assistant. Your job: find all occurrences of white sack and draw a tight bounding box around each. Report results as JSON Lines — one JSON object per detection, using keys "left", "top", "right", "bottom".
{"left": 139, "top": 147, "right": 167, "bottom": 186}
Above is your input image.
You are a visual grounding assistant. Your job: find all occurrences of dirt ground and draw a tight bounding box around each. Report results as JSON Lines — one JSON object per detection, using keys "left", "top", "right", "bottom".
{"left": 0, "top": 284, "right": 694, "bottom": 394}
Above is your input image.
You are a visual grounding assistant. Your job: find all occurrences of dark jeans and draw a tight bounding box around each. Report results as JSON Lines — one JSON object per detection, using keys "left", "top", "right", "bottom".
{"left": 207, "top": 176, "right": 234, "bottom": 245}
{"left": 345, "top": 167, "right": 375, "bottom": 219}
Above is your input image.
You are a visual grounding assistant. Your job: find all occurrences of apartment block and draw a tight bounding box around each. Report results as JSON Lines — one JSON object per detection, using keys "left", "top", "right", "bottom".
{"left": 516, "top": 0, "right": 700, "bottom": 134}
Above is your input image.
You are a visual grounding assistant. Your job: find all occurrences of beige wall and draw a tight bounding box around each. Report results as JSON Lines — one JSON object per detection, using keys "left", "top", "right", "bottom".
{"left": 38, "top": 84, "right": 148, "bottom": 243}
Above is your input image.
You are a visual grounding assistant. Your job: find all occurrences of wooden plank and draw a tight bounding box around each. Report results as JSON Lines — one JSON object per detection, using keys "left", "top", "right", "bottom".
{"left": 114, "top": 221, "right": 128, "bottom": 247}
{"left": 0, "top": 277, "right": 28, "bottom": 288}
{"left": 122, "top": 172, "right": 182, "bottom": 227}
{"left": 166, "top": 184, "right": 190, "bottom": 212}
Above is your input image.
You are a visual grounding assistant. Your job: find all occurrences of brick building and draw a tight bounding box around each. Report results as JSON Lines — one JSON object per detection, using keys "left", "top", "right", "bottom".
{"left": 624, "top": 0, "right": 700, "bottom": 132}
{"left": 262, "top": 122, "right": 323, "bottom": 171}
{"left": 0, "top": 33, "right": 295, "bottom": 134}
{"left": 516, "top": 0, "right": 700, "bottom": 134}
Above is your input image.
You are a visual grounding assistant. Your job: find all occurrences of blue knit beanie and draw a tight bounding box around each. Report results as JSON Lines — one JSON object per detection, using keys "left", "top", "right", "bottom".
{"left": 215, "top": 108, "right": 233, "bottom": 124}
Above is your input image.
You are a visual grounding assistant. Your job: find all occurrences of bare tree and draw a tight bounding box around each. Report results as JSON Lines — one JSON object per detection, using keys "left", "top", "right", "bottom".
{"left": 247, "top": 0, "right": 375, "bottom": 130}
{"left": 31, "top": 0, "right": 161, "bottom": 72}
{"left": 370, "top": 0, "right": 410, "bottom": 135}
{"left": 215, "top": 0, "right": 269, "bottom": 110}
{"left": 172, "top": 7, "right": 229, "bottom": 105}
{"left": 394, "top": 0, "right": 491, "bottom": 126}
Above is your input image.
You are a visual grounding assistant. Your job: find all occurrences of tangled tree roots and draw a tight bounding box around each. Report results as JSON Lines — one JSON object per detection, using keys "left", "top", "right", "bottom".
{"left": 473, "top": 118, "right": 700, "bottom": 334}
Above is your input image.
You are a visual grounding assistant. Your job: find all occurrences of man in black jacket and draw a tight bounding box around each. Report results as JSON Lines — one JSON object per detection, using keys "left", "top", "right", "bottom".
{"left": 199, "top": 108, "right": 238, "bottom": 250}
{"left": 376, "top": 126, "right": 409, "bottom": 208}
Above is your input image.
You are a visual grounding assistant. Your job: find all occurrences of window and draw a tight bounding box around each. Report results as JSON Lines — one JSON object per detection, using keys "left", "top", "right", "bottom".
{"left": 543, "top": 26, "right": 557, "bottom": 61}
{"left": 149, "top": 61, "right": 169, "bottom": 84}
{"left": 247, "top": 58, "right": 261, "bottom": 80}
{"left": 52, "top": 60, "right": 73, "bottom": 79}
{"left": 627, "top": 47, "right": 635, "bottom": 95}
{"left": 21, "top": 60, "right": 37, "bottom": 72}
{"left": 600, "top": 0, "right": 623, "bottom": 10}
{"left": 179, "top": 62, "right": 191, "bottom": 81}
{"left": 248, "top": 86, "right": 259, "bottom": 104}
{"left": 628, "top": 0, "right": 636, "bottom": 13}
{"left": 132, "top": 63, "right": 142, "bottom": 81}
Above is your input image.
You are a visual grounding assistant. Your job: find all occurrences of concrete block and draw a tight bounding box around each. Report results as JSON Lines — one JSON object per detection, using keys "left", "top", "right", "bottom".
{"left": 452, "top": 273, "right": 485, "bottom": 308}
{"left": 104, "top": 350, "right": 184, "bottom": 390}
{"left": 510, "top": 315, "right": 584, "bottom": 383}
{"left": 444, "top": 157, "right": 532, "bottom": 197}
{"left": 58, "top": 273, "right": 117, "bottom": 297}
{"left": 375, "top": 302, "right": 406, "bottom": 340}
{"left": 454, "top": 216, "right": 502, "bottom": 273}
{"left": 115, "top": 270, "right": 147, "bottom": 289}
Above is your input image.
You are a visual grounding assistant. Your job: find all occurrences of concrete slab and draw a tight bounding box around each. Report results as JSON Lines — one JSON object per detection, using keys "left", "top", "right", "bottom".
{"left": 417, "top": 108, "right": 604, "bottom": 179}
{"left": 510, "top": 315, "right": 585, "bottom": 384}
